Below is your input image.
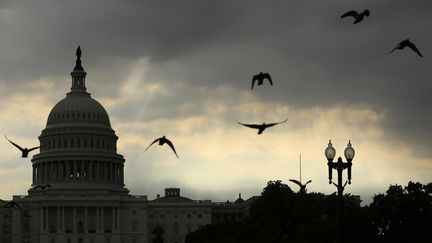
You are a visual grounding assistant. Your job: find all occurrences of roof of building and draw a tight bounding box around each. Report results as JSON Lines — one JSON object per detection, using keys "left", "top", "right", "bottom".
{"left": 152, "top": 196, "right": 196, "bottom": 204}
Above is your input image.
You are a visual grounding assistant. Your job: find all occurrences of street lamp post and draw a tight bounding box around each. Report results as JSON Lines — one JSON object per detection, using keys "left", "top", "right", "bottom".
{"left": 325, "top": 140, "right": 355, "bottom": 243}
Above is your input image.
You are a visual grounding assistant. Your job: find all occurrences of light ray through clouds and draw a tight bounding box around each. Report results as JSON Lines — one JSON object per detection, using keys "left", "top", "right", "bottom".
{"left": 0, "top": 0, "right": 431, "bottom": 205}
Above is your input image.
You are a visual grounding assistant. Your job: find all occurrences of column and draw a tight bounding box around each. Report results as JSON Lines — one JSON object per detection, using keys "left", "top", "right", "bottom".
{"left": 58, "top": 161, "right": 63, "bottom": 181}
{"left": 96, "top": 206, "right": 100, "bottom": 231}
{"left": 54, "top": 162, "right": 57, "bottom": 181}
{"left": 62, "top": 206, "right": 64, "bottom": 231}
{"left": 113, "top": 164, "right": 117, "bottom": 183}
{"left": 89, "top": 161, "right": 93, "bottom": 181}
{"left": 108, "top": 162, "right": 111, "bottom": 181}
{"left": 42, "top": 163, "right": 46, "bottom": 182}
{"left": 57, "top": 207, "right": 61, "bottom": 232}
{"left": 112, "top": 206, "right": 115, "bottom": 231}
{"left": 85, "top": 207, "right": 88, "bottom": 233}
{"left": 36, "top": 164, "right": 39, "bottom": 183}
{"left": 40, "top": 163, "right": 43, "bottom": 183}
{"left": 103, "top": 162, "right": 107, "bottom": 182}
{"left": 66, "top": 161, "right": 70, "bottom": 181}
{"left": 73, "top": 207, "right": 77, "bottom": 233}
{"left": 40, "top": 208, "right": 44, "bottom": 232}
{"left": 51, "top": 162, "right": 54, "bottom": 181}
{"left": 45, "top": 207, "right": 49, "bottom": 232}
{"left": 120, "top": 164, "right": 124, "bottom": 184}
{"left": 32, "top": 165, "right": 36, "bottom": 184}
{"left": 116, "top": 207, "right": 120, "bottom": 231}
{"left": 96, "top": 161, "right": 100, "bottom": 181}
{"left": 73, "top": 161, "right": 77, "bottom": 180}
{"left": 101, "top": 207, "right": 104, "bottom": 232}
{"left": 80, "top": 160, "right": 84, "bottom": 179}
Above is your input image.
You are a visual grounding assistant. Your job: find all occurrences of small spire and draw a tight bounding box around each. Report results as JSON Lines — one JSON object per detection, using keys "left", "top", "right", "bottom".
{"left": 73, "top": 45, "right": 84, "bottom": 71}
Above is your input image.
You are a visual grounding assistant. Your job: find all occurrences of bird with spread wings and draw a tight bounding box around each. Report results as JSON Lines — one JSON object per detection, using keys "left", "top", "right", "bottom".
{"left": 237, "top": 119, "right": 288, "bottom": 134}
{"left": 289, "top": 179, "right": 312, "bottom": 194}
{"left": 251, "top": 72, "right": 273, "bottom": 90}
{"left": 144, "top": 136, "right": 178, "bottom": 158}
{"left": 4, "top": 135, "right": 39, "bottom": 158}
{"left": 341, "top": 9, "right": 370, "bottom": 24}
{"left": 389, "top": 39, "right": 423, "bottom": 57}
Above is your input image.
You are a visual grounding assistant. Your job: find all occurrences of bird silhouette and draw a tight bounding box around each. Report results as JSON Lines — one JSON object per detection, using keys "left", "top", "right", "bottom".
{"left": 33, "top": 184, "right": 51, "bottom": 190}
{"left": 237, "top": 119, "right": 288, "bottom": 134}
{"left": 4, "top": 135, "right": 39, "bottom": 158}
{"left": 145, "top": 136, "right": 178, "bottom": 158}
{"left": 1, "top": 201, "right": 23, "bottom": 212}
{"left": 341, "top": 9, "right": 370, "bottom": 24}
{"left": 289, "top": 179, "right": 312, "bottom": 194}
{"left": 251, "top": 72, "right": 273, "bottom": 90}
{"left": 389, "top": 39, "right": 423, "bottom": 57}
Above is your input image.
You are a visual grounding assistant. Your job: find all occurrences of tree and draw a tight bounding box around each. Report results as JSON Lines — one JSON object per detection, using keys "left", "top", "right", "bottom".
{"left": 368, "top": 181, "right": 432, "bottom": 242}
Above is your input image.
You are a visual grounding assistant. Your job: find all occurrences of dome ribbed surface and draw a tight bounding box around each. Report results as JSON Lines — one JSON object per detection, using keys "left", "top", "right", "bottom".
{"left": 46, "top": 93, "right": 111, "bottom": 127}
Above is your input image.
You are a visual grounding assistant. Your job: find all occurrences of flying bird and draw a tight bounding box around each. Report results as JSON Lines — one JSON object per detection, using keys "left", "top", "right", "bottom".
{"left": 341, "top": 9, "right": 370, "bottom": 24}
{"left": 388, "top": 39, "right": 423, "bottom": 57}
{"left": 237, "top": 119, "right": 288, "bottom": 134}
{"left": 33, "top": 184, "right": 51, "bottom": 190}
{"left": 289, "top": 179, "right": 312, "bottom": 194}
{"left": 251, "top": 72, "right": 273, "bottom": 90}
{"left": 144, "top": 136, "right": 178, "bottom": 158}
{"left": 4, "top": 135, "right": 39, "bottom": 158}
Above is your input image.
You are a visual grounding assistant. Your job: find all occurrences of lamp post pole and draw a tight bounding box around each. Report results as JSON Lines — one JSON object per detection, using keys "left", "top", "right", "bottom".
{"left": 325, "top": 140, "right": 355, "bottom": 243}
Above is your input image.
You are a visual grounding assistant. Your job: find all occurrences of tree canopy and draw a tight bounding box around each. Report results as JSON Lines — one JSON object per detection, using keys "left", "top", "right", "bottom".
{"left": 186, "top": 181, "right": 431, "bottom": 243}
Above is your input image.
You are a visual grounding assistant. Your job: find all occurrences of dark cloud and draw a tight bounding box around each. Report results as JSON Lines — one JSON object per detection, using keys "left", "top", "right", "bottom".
{"left": 1, "top": 0, "right": 432, "bottom": 160}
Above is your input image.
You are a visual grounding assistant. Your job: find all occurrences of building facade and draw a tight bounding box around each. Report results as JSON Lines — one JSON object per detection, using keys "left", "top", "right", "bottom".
{"left": 0, "top": 48, "right": 253, "bottom": 243}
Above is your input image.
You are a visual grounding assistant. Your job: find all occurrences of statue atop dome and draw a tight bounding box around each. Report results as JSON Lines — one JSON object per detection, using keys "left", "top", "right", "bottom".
{"left": 76, "top": 45, "right": 82, "bottom": 60}
{"left": 73, "top": 45, "right": 84, "bottom": 71}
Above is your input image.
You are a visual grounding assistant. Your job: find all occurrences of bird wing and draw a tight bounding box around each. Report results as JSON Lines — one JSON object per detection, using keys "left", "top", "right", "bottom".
{"left": 27, "top": 146, "right": 40, "bottom": 152}
{"left": 289, "top": 179, "right": 302, "bottom": 187}
{"left": 388, "top": 42, "right": 402, "bottom": 54}
{"left": 164, "top": 138, "right": 179, "bottom": 158}
{"left": 263, "top": 73, "right": 273, "bottom": 85}
{"left": 305, "top": 180, "right": 312, "bottom": 185}
{"left": 4, "top": 135, "right": 24, "bottom": 151}
{"left": 237, "top": 122, "right": 261, "bottom": 129}
{"left": 341, "top": 10, "right": 358, "bottom": 19}
{"left": 406, "top": 41, "right": 423, "bottom": 57}
{"left": 264, "top": 118, "right": 288, "bottom": 128}
{"left": 144, "top": 138, "right": 160, "bottom": 152}
{"left": 251, "top": 75, "right": 258, "bottom": 90}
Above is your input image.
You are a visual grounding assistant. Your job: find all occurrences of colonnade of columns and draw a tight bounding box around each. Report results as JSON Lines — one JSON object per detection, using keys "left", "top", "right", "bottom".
{"left": 41, "top": 206, "right": 120, "bottom": 234}
{"left": 32, "top": 160, "right": 124, "bottom": 184}
{"left": 40, "top": 136, "right": 116, "bottom": 152}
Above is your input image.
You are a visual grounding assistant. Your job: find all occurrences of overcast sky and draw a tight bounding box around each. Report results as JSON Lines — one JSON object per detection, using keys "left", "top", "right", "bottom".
{"left": 0, "top": 0, "right": 431, "bottom": 204}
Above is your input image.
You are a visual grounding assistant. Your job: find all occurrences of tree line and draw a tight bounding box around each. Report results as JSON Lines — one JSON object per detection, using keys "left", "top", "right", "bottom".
{"left": 186, "top": 180, "right": 432, "bottom": 243}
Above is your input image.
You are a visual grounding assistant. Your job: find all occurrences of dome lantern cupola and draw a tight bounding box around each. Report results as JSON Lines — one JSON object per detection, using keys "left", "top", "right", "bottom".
{"left": 70, "top": 46, "right": 87, "bottom": 94}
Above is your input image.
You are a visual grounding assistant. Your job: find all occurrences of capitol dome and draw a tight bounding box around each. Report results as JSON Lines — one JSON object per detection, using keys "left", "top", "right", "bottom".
{"left": 30, "top": 46, "right": 128, "bottom": 195}
{"left": 47, "top": 93, "right": 111, "bottom": 127}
